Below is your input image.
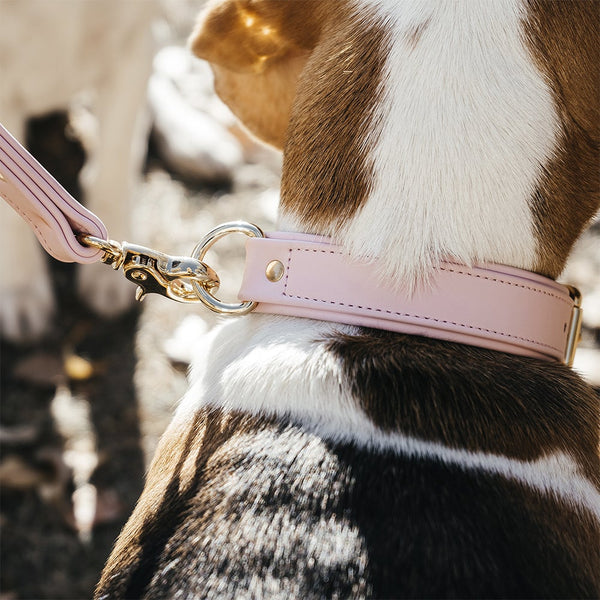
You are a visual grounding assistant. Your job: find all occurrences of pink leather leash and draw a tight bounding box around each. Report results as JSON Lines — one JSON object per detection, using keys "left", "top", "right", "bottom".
{"left": 239, "top": 233, "right": 582, "bottom": 364}
{"left": 0, "top": 122, "right": 106, "bottom": 263}
{"left": 0, "top": 121, "right": 582, "bottom": 364}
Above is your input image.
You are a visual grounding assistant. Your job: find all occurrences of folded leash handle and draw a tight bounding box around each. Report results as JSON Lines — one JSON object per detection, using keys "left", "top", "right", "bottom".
{"left": 0, "top": 122, "right": 107, "bottom": 263}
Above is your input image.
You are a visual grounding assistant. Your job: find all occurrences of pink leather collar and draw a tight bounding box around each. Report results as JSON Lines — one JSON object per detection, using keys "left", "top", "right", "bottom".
{"left": 0, "top": 121, "right": 581, "bottom": 364}
{"left": 0, "top": 123, "right": 106, "bottom": 263}
{"left": 239, "top": 233, "right": 582, "bottom": 364}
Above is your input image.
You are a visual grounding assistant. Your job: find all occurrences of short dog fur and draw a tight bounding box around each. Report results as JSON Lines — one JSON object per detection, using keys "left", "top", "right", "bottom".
{"left": 96, "top": 1, "right": 599, "bottom": 598}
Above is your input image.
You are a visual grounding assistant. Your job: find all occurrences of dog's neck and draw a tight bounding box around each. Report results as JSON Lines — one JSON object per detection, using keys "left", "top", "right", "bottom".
{"left": 278, "top": 0, "right": 598, "bottom": 290}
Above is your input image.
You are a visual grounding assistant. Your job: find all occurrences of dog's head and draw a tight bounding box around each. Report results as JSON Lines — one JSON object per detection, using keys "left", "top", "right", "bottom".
{"left": 190, "top": 0, "right": 599, "bottom": 288}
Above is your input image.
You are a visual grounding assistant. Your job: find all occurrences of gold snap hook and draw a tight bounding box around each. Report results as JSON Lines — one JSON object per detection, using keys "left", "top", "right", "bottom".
{"left": 79, "top": 234, "right": 220, "bottom": 304}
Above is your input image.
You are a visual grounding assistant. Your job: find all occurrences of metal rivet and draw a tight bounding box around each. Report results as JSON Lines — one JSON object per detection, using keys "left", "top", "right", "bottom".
{"left": 131, "top": 270, "right": 147, "bottom": 281}
{"left": 265, "top": 260, "right": 284, "bottom": 282}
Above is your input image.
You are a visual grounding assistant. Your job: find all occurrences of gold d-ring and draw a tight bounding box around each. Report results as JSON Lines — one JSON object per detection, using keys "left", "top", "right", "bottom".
{"left": 191, "top": 222, "right": 264, "bottom": 315}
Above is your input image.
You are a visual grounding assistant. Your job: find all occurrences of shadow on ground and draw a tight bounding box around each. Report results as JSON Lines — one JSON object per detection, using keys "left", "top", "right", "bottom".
{"left": 1, "top": 114, "right": 145, "bottom": 599}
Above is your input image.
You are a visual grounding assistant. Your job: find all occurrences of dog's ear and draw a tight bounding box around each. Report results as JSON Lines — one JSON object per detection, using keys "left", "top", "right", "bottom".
{"left": 189, "top": 0, "right": 320, "bottom": 149}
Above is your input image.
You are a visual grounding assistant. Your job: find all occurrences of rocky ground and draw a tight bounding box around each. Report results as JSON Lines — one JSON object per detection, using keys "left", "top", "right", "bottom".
{"left": 1, "top": 11, "right": 599, "bottom": 599}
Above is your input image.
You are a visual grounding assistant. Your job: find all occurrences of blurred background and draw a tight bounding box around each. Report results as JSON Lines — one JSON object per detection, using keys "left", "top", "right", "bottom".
{"left": 0, "top": 1, "right": 598, "bottom": 598}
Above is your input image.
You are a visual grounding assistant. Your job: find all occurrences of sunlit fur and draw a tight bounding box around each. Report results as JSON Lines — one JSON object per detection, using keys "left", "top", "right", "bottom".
{"left": 179, "top": 316, "right": 600, "bottom": 521}
{"left": 337, "top": 0, "right": 557, "bottom": 290}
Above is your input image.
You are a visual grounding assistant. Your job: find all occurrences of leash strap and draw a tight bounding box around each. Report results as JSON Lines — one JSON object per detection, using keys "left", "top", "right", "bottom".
{"left": 239, "top": 233, "right": 582, "bottom": 363}
{"left": 0, "top": 122, "right": 106, "bottom": 263}
{"left": 0, "top": 121, "right": 223, "bottom": 304}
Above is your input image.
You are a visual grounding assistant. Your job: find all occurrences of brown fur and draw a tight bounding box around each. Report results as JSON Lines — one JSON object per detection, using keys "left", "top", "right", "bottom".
{"left": 524, "top": 0, "right": 600, "bottom": 277}
{"left": 190, "top": 0, "right": 322, "bottom": 148}
{"left": 280, "top": 5, "right": 387, "bottom": 234}
{"left": 97, "top": 403, "right": 600, "bottom": 599}
{"left": 95, "top": 408, "right": 272, "bottom": 597}
{"left": 327, "top": 330, "right": 600, "bottom": 485}
{"left": 191, "top": 0, "right": 385, "bottom": 232}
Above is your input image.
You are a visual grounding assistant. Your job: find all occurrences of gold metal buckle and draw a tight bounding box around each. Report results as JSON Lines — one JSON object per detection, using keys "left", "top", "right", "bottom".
{"left": 564, "top": 285, "right": 583, "bottom": 367}
{"left": 190, "top": 222, "right": 264, "bottom": 315}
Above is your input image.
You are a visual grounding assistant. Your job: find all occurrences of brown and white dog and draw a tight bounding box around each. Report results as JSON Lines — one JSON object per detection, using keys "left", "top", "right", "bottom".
{"left": 96, "top": 1, "right": 599, "bottom": 597}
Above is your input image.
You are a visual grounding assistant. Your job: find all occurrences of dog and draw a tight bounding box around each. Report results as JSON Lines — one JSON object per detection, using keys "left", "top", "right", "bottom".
{"left": 96, "top": 1, "right": 600, "bottom": 597}
{"left": 0, "top": 0, "right": 157, "bottom": 341}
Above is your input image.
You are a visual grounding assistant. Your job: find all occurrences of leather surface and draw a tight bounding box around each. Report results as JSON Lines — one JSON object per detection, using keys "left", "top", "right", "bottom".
{"left": 240, "top": 234, "right": 575, "bottom": 362}
{"left": 0, "top": 122, "right": 106, "bottom": 263}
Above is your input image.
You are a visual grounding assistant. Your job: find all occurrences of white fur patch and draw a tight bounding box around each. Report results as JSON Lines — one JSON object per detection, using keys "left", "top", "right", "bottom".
{"left": 177, "top": 315, "right": 600, "bottom": 523}
{"left": 332, "top": 0, "right": 559, "bottom": 288}
{"left": 180, "top": 315, "right": 357, "bottom": 428}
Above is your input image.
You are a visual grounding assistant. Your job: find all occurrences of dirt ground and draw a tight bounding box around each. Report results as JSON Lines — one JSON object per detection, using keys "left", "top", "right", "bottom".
{"left": 1, "top": 103, "right": 599, "bottom": 600}
{"left": 0, "top": 112, "right": 281, "bottom": 599}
